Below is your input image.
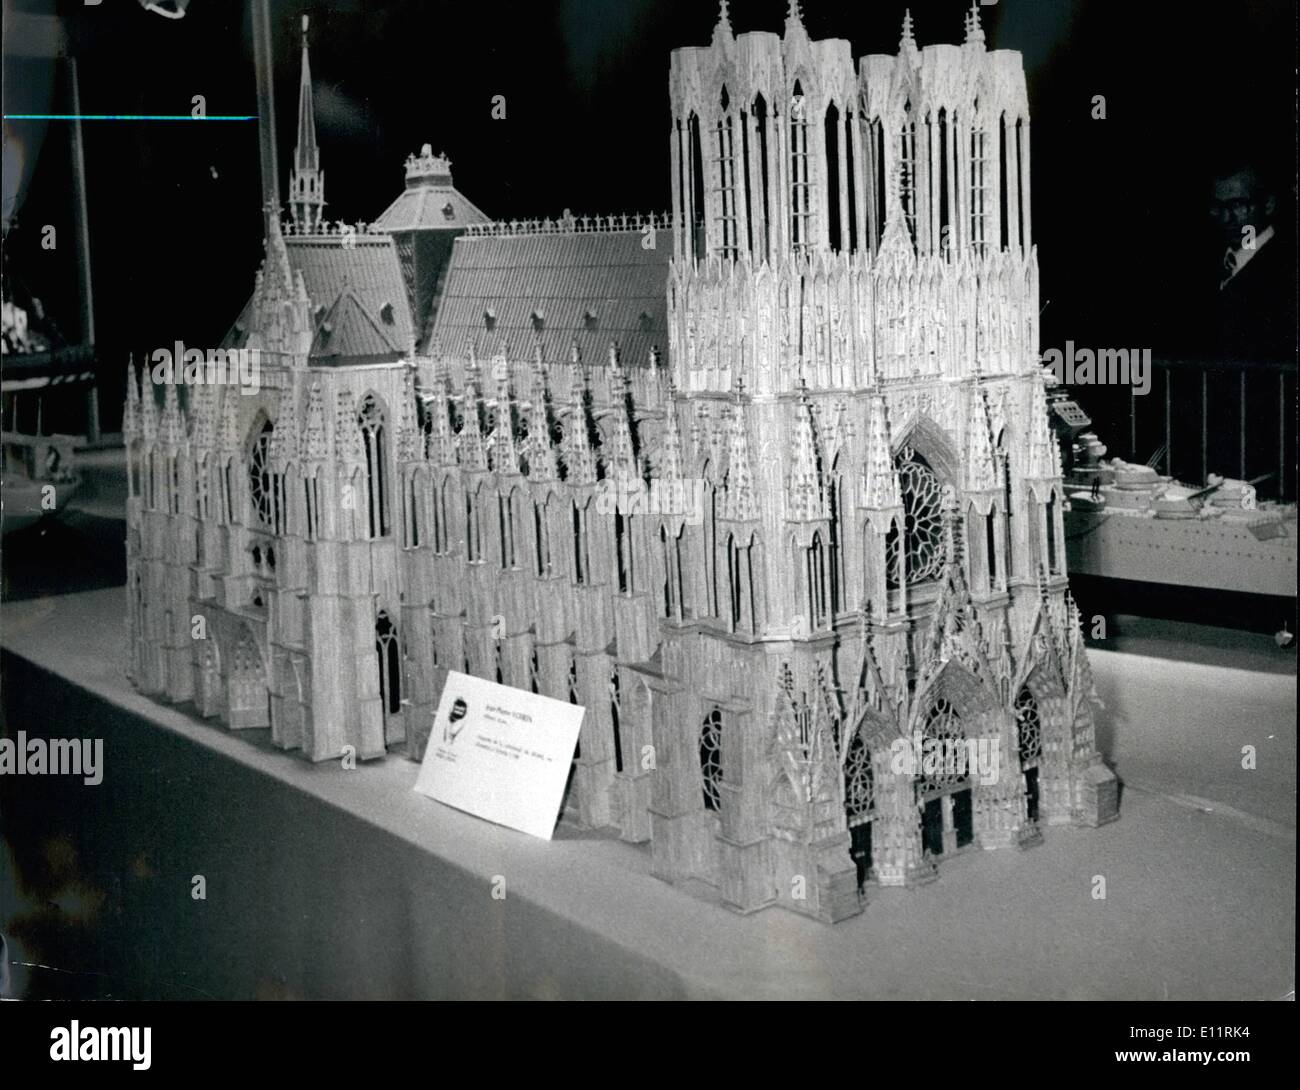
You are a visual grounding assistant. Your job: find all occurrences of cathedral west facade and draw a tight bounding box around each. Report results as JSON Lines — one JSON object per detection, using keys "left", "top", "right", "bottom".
{"left": 125, "top": 3, "right": 1118, "bottom": 923}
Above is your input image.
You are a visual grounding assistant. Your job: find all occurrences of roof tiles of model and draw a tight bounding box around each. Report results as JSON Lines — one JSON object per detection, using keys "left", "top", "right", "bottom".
{"left": 224, "top": 233, "right": 414, "bottom": 363}
{"left": 428, "top": 227, "right": 671, "bottom": 366}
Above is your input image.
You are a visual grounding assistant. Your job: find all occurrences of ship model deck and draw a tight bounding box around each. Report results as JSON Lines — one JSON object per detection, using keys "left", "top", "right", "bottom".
{"left": 1063, "top": 460, "right": 1297, "bottom": 598}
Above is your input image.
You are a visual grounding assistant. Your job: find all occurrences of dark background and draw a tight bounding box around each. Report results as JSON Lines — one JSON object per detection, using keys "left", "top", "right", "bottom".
{"left": 3, "top": 0, "right": 1296, "bottom": 436}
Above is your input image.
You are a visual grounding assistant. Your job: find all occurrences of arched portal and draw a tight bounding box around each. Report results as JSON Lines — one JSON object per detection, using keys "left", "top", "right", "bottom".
{"left": 843, "top": 724, "right": 877, "bottom": 893}
{"left": 917, "top": 698, "right": 974, "bottom": 856}
{"left": 228, "top": 625, "right": 269, "bottom": 729}
{"left": 196, "top": 636, "right": 222, "bottom": 718}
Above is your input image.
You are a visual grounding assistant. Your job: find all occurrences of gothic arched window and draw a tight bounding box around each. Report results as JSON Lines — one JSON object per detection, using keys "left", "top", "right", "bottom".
{"left": 899, "top": 98, "right": 918, "bottom": 246}
{"left": 357, "top": 394, "right": 389, "bottom": 538}
{"left": 704, "top": 479, "right": 719, "bottom": 617}
{"left": 807, "top": 531, "right": 828, "bottom": 629}
{"left": 615, "top": 510, "right": 634, "bottom": 593}
{"left": 1015, "top": 688, "right": 1042, "bottom": 766}
{"left": 687, "top": 112, "right": 705, "bottom": 260}
{"left": 920, "top": 698, "right": 966, "bottom": 792}
{"left": 714, "top": 85, "right": 739, "bottom": 260}
{"left": 1015, "top": 686, "right": 1042, "bottom": 823}
{"left": 433, "top": 478, "right": 449, "bottom": 554}
{"left": 969, "top": 99, "right": 990, "bottom": 254}
{"left": 726, "top": 532, "right": 741, "bottom": 628}
{"left": 247, "top": 418, "right": 274, "bottom": 529}
{"left": 659, "top": 523, "right": 690, "bottom": 621}
{"left": 997, "top": 429, "right": 1014, "bottom": 577}
{"left": 375, "top": 611, "right": 400, "bottom": 716}
{"left": 789, "top": 80, "right": 812, "bottom": 256}
{"left": 223, "top": 459, "right": 235, "bottom": 524}
{"left": 273, "top": 465, "right": 289, "bottom": 535}
{"left": 566, "top": 658, "right": 582, "bottom": 759}
{"left": 751, "top": 93, "right": 771, "bottom": 261}
{"left": 128, "top": 443, "right": 141, "bottom": 500}
{"left": 169, "top": 457, "right": 181, "bottom": 515}
{"left": 844, "top": 725, "right": 876, "bottom": 890}
{"left": 985, "top": 507, "right": 998, "bottom": 590}
{"left": 844, "top": 728, "right": 875, "bottom": 825}
{"left": 827, "top": 469, "right": 844, "bottom": 613}
{"left": 303, "top": 472, "right": 319, "bottom": 541}
{"left": 534, "top": 497, "right": 551, "bottom": 576}
{"left": 674, "top": 523, "right": 689, "bottom": 620}
{"left": 572, "top": 500, "right": 590, "bottom": 584}
{"left": 1045, "top": 492, "right": 1060, "bottom": 574}
{"left": 870, "top": 117, "right": 887, "bottom": 250}
{"left": 825, "top": 101, "right": 843, "bottom": 253}
{"left": 466, "top": 488, "right": 482, "bottom": 562}
{"left": 194, "top": 457, "right": 208, "bottom": 519}
{"left": 700, "top": 707, "right": 723, "bottom": 812}
{"left": 498, "top": 490, "right": 516, "bottom": 569}
{"left": 405, "top": 473, "right": 421, "bottom": 548}
{"left": 609, "top": 668, "right": 623, "bottom": 773}
{"left": 660, "top": 524, "right": 675, "bottom": 617}
{"left": 885, "top": 447, "right": 945, "bottom": 587}
{"left": 937, "top": 107, "right": 952, "bottom": 251}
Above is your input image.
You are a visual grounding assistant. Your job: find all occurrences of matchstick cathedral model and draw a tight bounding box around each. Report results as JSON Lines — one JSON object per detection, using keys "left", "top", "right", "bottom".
{"left": 126, "top": 3, "right": 1118, "bottom": 922}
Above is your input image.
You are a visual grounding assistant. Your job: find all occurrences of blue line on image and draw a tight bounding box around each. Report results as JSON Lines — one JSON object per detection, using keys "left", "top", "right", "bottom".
{"left": 3, "top": 114, "right": 257, "bottom": 121}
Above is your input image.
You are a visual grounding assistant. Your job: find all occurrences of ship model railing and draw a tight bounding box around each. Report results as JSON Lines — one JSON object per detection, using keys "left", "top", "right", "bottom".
{"left": 1118, "top": 357, "right": 1296, "bottom": 502}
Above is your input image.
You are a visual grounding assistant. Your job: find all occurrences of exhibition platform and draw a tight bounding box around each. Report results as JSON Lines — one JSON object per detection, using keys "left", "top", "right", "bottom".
{"left": 1, "top": 588, "right": 1294, "bottom": 999}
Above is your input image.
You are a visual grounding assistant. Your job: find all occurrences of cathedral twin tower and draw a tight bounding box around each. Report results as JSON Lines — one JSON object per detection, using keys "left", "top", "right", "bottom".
{"left": 126, "top": 4, "right": 1117, "bottom": 924}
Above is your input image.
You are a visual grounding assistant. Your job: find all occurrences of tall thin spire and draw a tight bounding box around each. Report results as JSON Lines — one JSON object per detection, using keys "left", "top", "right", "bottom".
{"left": 711, "top": 0, "right": 733, "bottom": 47}
{"left": 289, "top": 14, "right": 325, "bottom": 231}
{"left": 900, "top": 8, "right": 918, "bottom": 53}
{"left": 964, "top": 0, "right": 985, "bottom": 45}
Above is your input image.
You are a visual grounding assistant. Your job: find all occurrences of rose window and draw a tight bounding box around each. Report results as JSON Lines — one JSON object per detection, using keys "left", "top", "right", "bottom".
{"left": 885, "top": 447, "right": 944, "bottom": 587}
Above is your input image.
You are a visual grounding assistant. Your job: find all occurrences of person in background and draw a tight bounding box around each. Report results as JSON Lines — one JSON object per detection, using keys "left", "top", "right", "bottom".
{"left": 1209, "top": 156, "right": 1296, "bottom": 363}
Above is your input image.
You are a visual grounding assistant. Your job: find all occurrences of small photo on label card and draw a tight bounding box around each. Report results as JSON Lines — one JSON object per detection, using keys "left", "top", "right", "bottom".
{"left": 413, "top": 671, "right": 585, "bottom": 840}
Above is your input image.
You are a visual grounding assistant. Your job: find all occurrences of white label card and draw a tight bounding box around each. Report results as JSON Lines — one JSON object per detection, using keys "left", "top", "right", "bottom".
{"left": 413, "top": 671, "right": 584, "bottom": 841}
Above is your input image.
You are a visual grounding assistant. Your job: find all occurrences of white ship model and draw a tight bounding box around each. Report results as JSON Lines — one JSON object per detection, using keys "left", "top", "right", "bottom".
{"left": 1062, "top": 435, "right": 1296, "bottom": 599}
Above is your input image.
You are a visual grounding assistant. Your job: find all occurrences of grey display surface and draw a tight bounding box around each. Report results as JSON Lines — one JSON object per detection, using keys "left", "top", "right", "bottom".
{"left": 2, "top": 588, "right": 1293, "bottom": 1000}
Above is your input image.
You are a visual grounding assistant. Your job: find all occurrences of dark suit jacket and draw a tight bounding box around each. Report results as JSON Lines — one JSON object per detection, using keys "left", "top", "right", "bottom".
{"left": 1213, "top": 228, "right": 1297, "bottom": 364}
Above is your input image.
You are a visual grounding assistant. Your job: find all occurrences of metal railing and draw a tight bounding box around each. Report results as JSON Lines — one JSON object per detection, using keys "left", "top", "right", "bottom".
{"left": 1119, "top": 357, "right": 1296, "bottom": 501}
{"left": 463, "top": 212, "right": 674, "bottom": 239}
